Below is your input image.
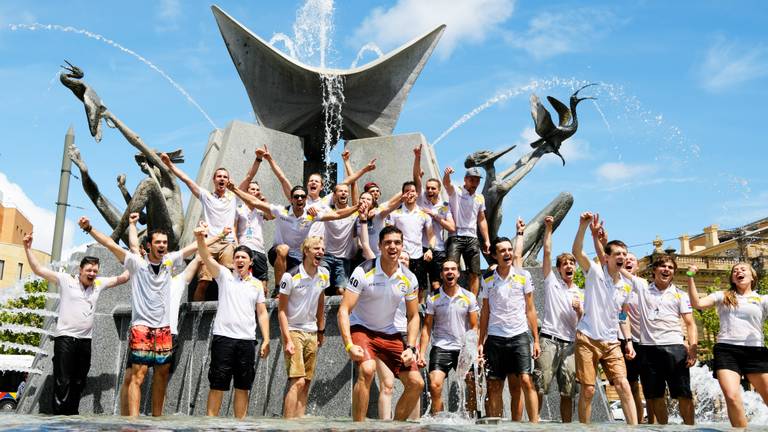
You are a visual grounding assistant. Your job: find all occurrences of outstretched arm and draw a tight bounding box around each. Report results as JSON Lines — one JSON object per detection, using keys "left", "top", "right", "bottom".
{"left": 194, "top": 225, "right": 220, "bottom": 279}
{"left": 542, "top": 216, "right": 553, "bottom": 278}
{"left": 589, "top": 213, "right": 608, "bottom": 265}
{"left": 226, "top": 182, "right": 271, "bottom": 214}
{"left": 238, "top": 146, "right": 267, "bottom": 191}
{"left": 357, "top": 204, "right": 376, "bottom": 260}
{"left": 513, "top": 218, "right": 525, "bottom": 268}
{"left": 127, "top": 212, "right": 142, "bottom": 255}
{"left": 340, "top": 152, "right": 376, "bottom": 190}
{"left": 413, "top": 144, "right": 423, "bottom": 194}
{"left": 340, "top": 150, "right": 358, "bottom": 206}
{"left": 179, "top": 225, "right": 231, "bottom": 258}
{"left": 22, "top": 233, "right": 58, "bottom": 284}
{"left": 377, "top": 192, "right": 404, "bottom": 220}
{"left": 263, "top": 146, "right": 292, "bottom": 200}
{"left": 686, "top": 266, "right": 715, "bottom": 309}
{"left": 442, "top": 167, "right": 456, "bottom": 196}
{"left": 572, "top": 212, "right": 593, "bottom": 272}
{"left": 79, "top": 216, "right": 127, "bottom": 264}
{"left": 161, "top": 153, "right": 201, "bottom": 199}
{"left": 319, "top": 202, "right": 360, "bottom": 221}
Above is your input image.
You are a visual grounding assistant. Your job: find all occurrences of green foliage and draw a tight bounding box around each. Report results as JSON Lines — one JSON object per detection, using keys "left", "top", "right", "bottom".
{"left": 694, "top": 278, "right": 722, "bottom": 357}
{"left": 573, "top": 267, "right": 585, "bottom": 289}
{"left": 0, "top": 279, "right": 47, "bottom": 354}
{"left": 758, "top": 275, "right": 768, "bottom": 346}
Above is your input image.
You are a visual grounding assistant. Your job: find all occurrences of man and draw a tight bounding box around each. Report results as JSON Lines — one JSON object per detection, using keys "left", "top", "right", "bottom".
{"left": 23, "top": 232, "right": 128, "bottom": 415}
{"left": 624, "top": 255, "right": 698, "bottom": 425}
{"left": 478, "top": 221, "right": 540, "bottom": 422}
{"left": 194, "top": 226, "right": 271, "bottom": 419}
{"left": 533, "top": 216, "right": 583, "bottom": 423}
{"left": 162, "top": 153, "right": 236, "bottom": 301}
{"left": 571, "top": 212, "right": 637, "bottom": 425}
{"left": 338, "top": 226, "right": 424, "bottom": 421}
{"left": 443, "top": 166, "right": 491, "bottom": 296}
{"left": 388, "top": 181, "right": 435, "bottom": 300}
{"left": 227, "top": 182, "right": 359, "bottom": 295}
{"left": 320, "top": 183, "right": 362, "bottom": 295}
{"left": 278, "top": 236, "right": 329, "bottom": 418}
{"left": 620, "top": 252, "right": 649, "bottom": 423}
{"left": 79, "top": 216, "right": 198, "bottom": 416}
{"left": 419, "top": 260, "right": 479, "bottom": 414}
{"left": 413, "top": 144, "right": 456, "bottom": 290}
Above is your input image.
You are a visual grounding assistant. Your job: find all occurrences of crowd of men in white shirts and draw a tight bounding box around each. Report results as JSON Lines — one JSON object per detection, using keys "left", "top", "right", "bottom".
{"left": 21, "top": 144, "right": 768, "bottom": 427}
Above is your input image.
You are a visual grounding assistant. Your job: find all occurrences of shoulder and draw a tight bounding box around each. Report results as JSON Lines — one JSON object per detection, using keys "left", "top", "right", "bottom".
{"left": 352, "top": 259, "right": 376, "bottom": 280}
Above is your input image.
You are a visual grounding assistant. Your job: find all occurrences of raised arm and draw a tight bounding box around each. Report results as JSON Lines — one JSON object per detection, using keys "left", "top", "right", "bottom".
{"left": 589, "top": 213, "right": 608, "bottom": 265}
{"left": 340, "top": 152, "right": 376, "bottom": 190}
{"left": 513, "top": 217, "right": 525, "bottom": 268}
{"left": 226, "top": 182, "right": 271, "bottom": 214}
{"left": 193, "top": 225, "right": 220, "bottom": 279}
{"left": 79, "top": 216, "right": 127, "bottom": 264}
{"left": 572, "top": 212, "right": 593, "bottom": 272}
{"left": 161, "top": 153, "right": 201, "bottom": 199}
{"left": 542, "top": 216, "right": 553, "bottom": 278}
{"left": 442, "top": 167, "right": 456, "bottom": 196}
{"left": 319, "top": 202, "right": 360, "bottom": 221}
{"left": 22, "top": 233, "right": 58, "bottom": 284}
{"left": 127, "top": 212, "right": 142, "bottom": 255}
{"left": 413, "top": 144, "right": 423, "bottom": 194}
{"left": 262, "top": 146, "right": 292, "bottom": 200}
{"left": 179, "top": 225, "right": 231, "bottom": 258}
{"left": 340, "top": 150, "right": 358, "bottom": 206}
{"left": 377, "top": 192, "right": 404, "bottom": 220}
{"left": 238, "top": 146, "right": 267, "bottom": 191}
{"left": 181, "top": 258, "right": 202, "bottom": 284}
{"left": 357, "top": 204, "right": 376, "bottom": 260}
{"left": 686, "top": 265, "right": 714, "bottom": 309}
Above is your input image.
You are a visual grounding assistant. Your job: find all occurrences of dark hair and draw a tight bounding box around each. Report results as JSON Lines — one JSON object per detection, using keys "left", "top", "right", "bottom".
{"left": 556, "top": 253, "right": 577, "bottom": 268}
{"left": 651, "top": 254, "right": 678, "bottom": 272}
{"left": 213, "top": 167, "right": 230, "bottom": 177}
{"left": 379, "top": 225, "right": 403, "bottom": 243}
{"left": 401, "top": 181, "right": 417, "bottom": 193}
{"left": 425, "top": 178, "right": 442, "bottom": 188}
{"left": 146, "top": 228, "right": 170, "bottom": 243}
{"left": 604, "top": 240, "right": 627, "bottom": 255}
{"left": 290, "top": 185, "right": 307, "bottom": 196}
{"left": 79, "top": 256, "right": 100, "bottom": 268}
{"left": 491, "top": 236, "right": 513, "bottom": 254}
{"left": 234, "top": 245, "right": 254, "bottom": 262}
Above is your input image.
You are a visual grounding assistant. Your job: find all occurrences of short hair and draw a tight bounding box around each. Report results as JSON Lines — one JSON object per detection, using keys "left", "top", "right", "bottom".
{"left": 79, "top": 256, "right": 100, "bottom": 268}
{"left": 146, "top": 228, "right": 170, "bottom": 243}
{"left": 556, "top": 253, "right": 576, "bottom": 268}
{"left": 442, "top": 259, "right": 459, "bottom": 270}
{"left": 307, "top": 173, "right": 323, "bottom": 183}
{"left": 401, "top": 181, "right": 417, "bottom": 193}
{"left": 213, "top": 167, "right": 229, "bottom": 177}
{"left": 425, "top": 178, "right": 442, "bottom": 188}
{"left": 334, "top": 183, "right": 349, "bottom": 193}
{"left": 233, "top": 245, "right": 253, "bottom": 261}
{"left": 651, "top": 254, "right": 678, "bottom": 272}
{"left": 290, "top": 185, "right": 307, "bottom": 196}
{"left": 491, "top": 236, "right": 513, "bottom": 254}
{"left": 301, "top": 236, "right": 324, "bottom": 257}
{"left": 604, "top": 240, "right": 627, "bottom": 255}
{"left": 248, "top": 181, "right": 260, "bottom": 187}
{"left": 379, "top": 225, "right": 403, "bottom": 243}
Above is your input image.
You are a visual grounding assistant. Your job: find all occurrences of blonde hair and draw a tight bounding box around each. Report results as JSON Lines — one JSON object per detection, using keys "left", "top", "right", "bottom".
{"left": 301, "top": 236, "right": 324, "bottom": 258}
{"left": 724, "top": 262, "right": 758, "bottom": 308}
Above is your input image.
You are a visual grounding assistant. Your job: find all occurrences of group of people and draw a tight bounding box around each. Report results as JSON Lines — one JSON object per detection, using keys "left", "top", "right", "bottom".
{"left": 21, "top": 144, "right": 768, "bottom": 427}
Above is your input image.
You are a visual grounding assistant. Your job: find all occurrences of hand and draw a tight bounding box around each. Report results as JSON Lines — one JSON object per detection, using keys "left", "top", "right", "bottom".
{"left": 226, "top": 181, "right": 235, "bottom": 191}
{"left": 688, "top": 265, "right": 698, "bottom": 276}
{"left": 424, "top": 249, "right": 433, "bottom": 262}
{"left": 579, "top": 211, "right": 593, "bottom": 225}
{"left": 357, "top": 202, "right": 369, "bottom": 218}
{"left": 401, "top": 348, "right": 415, "bottom": 367}
{"left": 348, "top": 344, "right": 365, "bottom": 362}
{"left": 589, "top": 212, "right": 602, "bottom": 236}
{"left": 259, "top": 340, "right": 270, "bottom": 358}
{"left": 283, "top": 339, "right": 295, "bottom": 356}
{"left": 220, "top": 227, "right": 233, "bottom": 238}
{"left": 255, "top": 146, "right": 267, "bottom": 159}
{"left": 516, "top": 217, "right": 526, "bottom": 234}
{"left": 129, "top": 212, "right": 140, "bottom": 225}
{"left": 78, "top": 216, "right": 92, "bottom": 232}
{"left": 421, "top": 207, "right": 436, "bottom": 219}
{"left": 477, "top": 344, "right": 485, "bottom": 366}
{"left": 686, "top": 345, "right": 697, "bottom": 367}
{"left": 22, "top": 233, "right": 33, "bottom": 249}
{"left": 624, "top": 341, "right": 636, "bottom": 360}
{"left": 544, "top": 215, "right": 554, "bottom": 228}
{"left": 160, "top": 152, "right": 172, "bottom": 167}
{"left": 193, "top": 225, "right": 207, "bottom": 238}
{"left": 597, "top": 226, "right": 608, "bottom": 245}
{"left": 483, "top": 240, "right": 491, "bottom": 255}
{"left": 262, "top": 144, "right": 272, "bottom": 161}
{"left": 317, "top": 332, "right": 324, "bottom": 347}
{"left": 307, "top": 206, "right": 319, "bottom": 217}
{"left": 341, "top": 149, "right": 350, "bottom": 161}
{"left": 417, "top": 351, "right": 427, "bottom": 368}
{"left": 532, "top": 342, "right": 541, "bottom": 359}
{"left": 444, "top": 166, "right": 454, "bottom": 176}
{"left": 413, "top": 143, "right": 422, "bottom": 158}
{"left": 364, "top": 158, "right": 376, "bottom": 172}
{"left": 572, "top": 297, "right": 582, "bottom": 313}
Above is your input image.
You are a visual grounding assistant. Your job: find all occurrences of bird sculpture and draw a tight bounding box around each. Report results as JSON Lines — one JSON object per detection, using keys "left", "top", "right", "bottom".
{"left": 60, "top": 60, "right": 108, "bottom": 142}
{"left": 529, "top": 83, "right": 597, "bottom": 165}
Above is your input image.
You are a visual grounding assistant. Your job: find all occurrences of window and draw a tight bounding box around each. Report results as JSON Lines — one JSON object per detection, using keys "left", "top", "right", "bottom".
{"left": 0, "top": 260, "right": 4, "bottom": 279}
{"left": 17, "top": 262, "right": 23, "bottom": 280}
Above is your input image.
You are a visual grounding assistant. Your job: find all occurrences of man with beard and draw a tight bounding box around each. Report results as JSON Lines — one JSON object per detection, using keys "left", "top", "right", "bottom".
{"left": 413, "top": 144, "right": 456, "bottom": 291}
{"left": 572, "top": 212, "right": 637, "bottom": 425}
{"left": 194, "top": 226, "right": 270, "bottom": 419}
{"left": 23, "top": 232, "right": 128, "bottom": 415}
{"left": 278, "top": 236, "right": 329, "bottom": 418}
{"left": 533, "top": 216, "right": 583, "bottom": 423}
{"left": 478, "top": 222, "right": 540, "bottom": 422}
{"left": 419, "top": 260, "right": 479, "bottom": 415}
{"left": 388, "top": 181, "right": 435, "bottom": 301}
{"left": 162, "top": 154, "right": 237, "bottom": 301}
{"left": 78, "top": 216, "right": 198, "bottom": 416}
{"left": 227, "top": 183, "right": 360, "bottom": 296}
{"left": 443, "top": 166, "right": 491, "bottom": 296}
{"left": 338, "top": 226, "right": 424, "bottom": 421}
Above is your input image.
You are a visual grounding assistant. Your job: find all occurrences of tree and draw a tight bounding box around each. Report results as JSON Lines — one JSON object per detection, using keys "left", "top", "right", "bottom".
{"left": 0, "top": 279, "right": 47, "bottom": 354}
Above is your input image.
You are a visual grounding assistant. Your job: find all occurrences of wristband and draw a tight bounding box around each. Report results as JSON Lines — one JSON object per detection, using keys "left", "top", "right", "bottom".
{"left": 686, "top": 270, "right": 695, "bottom": 277}
{"left": 517, "top": 231, "right": 524, "bottom": 236}
{"left": 360, "top": 219, "right": 369, "bottom": 225}
{"left": 83, "top": 225, "right": 92, "bottom": 233}
{"left": 256, "top": 157, "right": 263, "bottom": 162}
{"left": 318, "top": 329, "right": 325, "bottom": 334}
{"left": 345, "top": 342, "right": 353, "bottom": 352}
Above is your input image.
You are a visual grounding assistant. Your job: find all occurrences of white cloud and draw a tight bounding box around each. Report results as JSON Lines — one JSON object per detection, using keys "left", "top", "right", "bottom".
{"left": 505, "top": 8, "right": 619, "bottom": 60}
{"left": 699, "top": 36, "right": 768, "bottom": 92}
{"left": 155, "top": 0, "right": 181, "bottom": 32}
{"left": 595, "top": 162, "right": 657, "bottom": 182}
{"left": 0, "top": 172, "right": 75, "bottom": 254}
{"left": 353, "top": 0, "right": 515, "bottom": 59}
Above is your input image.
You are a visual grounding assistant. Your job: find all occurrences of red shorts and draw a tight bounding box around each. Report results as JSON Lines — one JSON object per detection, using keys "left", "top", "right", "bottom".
{"left": 129, "top": 325, "right": 173, "bottom": 365}
{"left": 350, "top": 325, "right": 418, "bottom": 377}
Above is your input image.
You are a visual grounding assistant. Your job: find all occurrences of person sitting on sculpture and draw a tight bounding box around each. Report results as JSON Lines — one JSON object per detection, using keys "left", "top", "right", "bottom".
{"left": 277, "top": 236, "right": 329, "bottom": 418}
{"left": 442, "top": 166, "right": 491, "bottom": 296}
{"left": 77, "top": 215, "right": 199, "bottom": 417}
{"left": 161, "top": 154, "right": 238, "bottom": 301}
{"left": 22, "top": 232, "right": 129, "bottom": 416}
{"left": 193, "top": 225, "right": 270, "bottom": 419}
{"left": 413, "top": 143, "right": 455, "bottom": 291}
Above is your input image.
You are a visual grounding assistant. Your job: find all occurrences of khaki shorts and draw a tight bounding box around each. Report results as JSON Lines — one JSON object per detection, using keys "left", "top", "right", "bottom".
{"left": 284, "top": 330, "right": 319, "bottom": 379}
{"left": 197, "top": 241, "right": 235, "bottom": 282}
{"left": 575, "top": 331, "right": 626, "bottom": 386}
{"left": 534, "top": 336, "right": 577, "bottom": 396}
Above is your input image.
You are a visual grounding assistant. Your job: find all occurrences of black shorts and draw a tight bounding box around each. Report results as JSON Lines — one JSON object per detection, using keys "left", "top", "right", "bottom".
{"left": 408, "top": 257, "right": 429, "bottom": 293}
{"left": 620, "top": 339, "right": 642, "bottom": 383}
{"left": 713, "top": 343, "right": 768, "bottom": 378}
{"left": 267, "top": 245, "right": 302, "bottom": 269}
{"left": 639, "top": 344, "right": 692, "bottom": 399}
{"left": 446, "top": 236, "right": 481, "bottom": 275}
{"left": 208, "top": 335, "right": 256, "bottom": 391}
{"left": 484, "top": 333, "right": 532, "bottom": 380}
{"left": 125, "top": 335, "right": 179, "bottom": 374}
{"left": 251, "top": 251, "right": 268, "bottom": 281}
{"left": 425, "top": 248, "right": 447, "bottom": 288}
{"left": 429, "top": 346, "right": 460, "bottom": 373}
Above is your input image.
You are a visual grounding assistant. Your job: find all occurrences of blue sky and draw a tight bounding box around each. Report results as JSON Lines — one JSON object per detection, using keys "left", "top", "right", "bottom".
{"left": 1, "top": 0, "right": 767, "bottom": 262}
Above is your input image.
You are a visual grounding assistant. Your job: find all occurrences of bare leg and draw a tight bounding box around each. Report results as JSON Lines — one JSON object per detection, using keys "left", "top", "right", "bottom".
{"left": 119, "top": 368, "right": 132, "bottom": 416}
{"left": 613, "top": 377, "right": 638, "bottom": 425}
{"left": 428, "top": 370, "right": 447, "bottom": 414}
{"left": 486, "top": 379, "right": 505, "bottom": 417}
{"left": 468, "top": 273, "right": 479, "bottom": 297}
{"left": 717, "top": 369, "right": 746, "bottom": 427}
{"left": 519, "top": 374, "right": 539, "bottom": 422}
{"left": 507, "top": 374, "right": 524, "bottom": 421}
{"left": 128, "top": 364, "right": 148, "bottom": 417}
{"left": 353, "top": 360, "right": 376, "bottom": 421}
{"left": 560, "top": 395, "right": 573, "bottom": 423}
{"left": 578, "top": 384, "right": 595, "bottom": 423}
{"left": 150, "top": 363, "right": 170, "bottom": 416}
{"left": 394, "top": 370, "right": 424, "bottom": 421}
{"left": 465, "top": 372, "right": 477, "bottom": 413}
{"left": 649, "top": 398, "right": 668, "bottom": 424}
{"left": 206, "top": 389, "right": 224, "bottom": 416}
{"left": 233, "top": 389, "right": 249, "bottom": 419}
{"left": 375, "top": 359, "right": 394, "bottom": 419}
{"left": 284, "top": 377, "right": 306, "bottom": 418}
{"left": 630, "top": 382, "right": 644, "bottom": 422}
{"left": 678, "top": 397, "right": 694, "bottom": 425}
{"left": 298, "top": 379, "right": 311, "bottom": 417}
{"left": 273, "top": 245, "right": 290, "bottom": 297}
{"left": 746, "top": 372, "right": 768, "bottom": 405}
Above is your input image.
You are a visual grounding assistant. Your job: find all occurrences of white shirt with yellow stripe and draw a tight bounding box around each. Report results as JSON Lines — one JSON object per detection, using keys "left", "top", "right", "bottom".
{"left": 577, "top": 264, "right": 631, "bottom": 343}
{"left": 426, "top": 287, "right": 480, "bottom": 350}
{"left": 279, "top": 264, "right": 330, "bottom": 332}
{"left": 630, "top": 278, "right": 692, "bottom": 345}
{"left": 709, "top": 290, "right": 768, "bottom": 347}
{"left": 480, "top": 267, "right": 534, "bottom": 338}
{"left": 212, "top": 266, "right": 265, "bottom": 340}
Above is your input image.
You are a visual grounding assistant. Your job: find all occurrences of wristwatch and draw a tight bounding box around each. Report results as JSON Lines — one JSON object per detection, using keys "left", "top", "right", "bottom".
{"left": 406, "top": 345, "right": 417, "bottom": 354}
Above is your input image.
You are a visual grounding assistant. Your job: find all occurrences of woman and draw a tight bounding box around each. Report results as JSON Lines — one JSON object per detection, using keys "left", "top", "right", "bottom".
{"left": 687, "top": 262, "right": 768, "bottom": 427}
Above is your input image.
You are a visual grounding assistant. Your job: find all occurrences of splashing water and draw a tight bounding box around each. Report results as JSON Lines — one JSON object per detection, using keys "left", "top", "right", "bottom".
{"left": 2, "top": 307, "right": 58, "bottom": 318}
{"left": 0, "top": 341, "right": 50, "bottom": 356}
{"left": 293, "top": 0, "right": 335, "bottom": 68}
{"left": 268, "top": 32, "right": 297, "bottom": 59}
{"left": 7, "top": 23, "right": 217, "bottom": 129}
{"left": 0, "top": 324, "right": 53, "bottom": 337}
{"left": 455, "top": 329, "right": 481, "bottom": 419}
{"left": 350, "top": 43, "right": 384, "bottom": 68}
{"left": 687, "top": 363, "right": 768, "bottom": 425}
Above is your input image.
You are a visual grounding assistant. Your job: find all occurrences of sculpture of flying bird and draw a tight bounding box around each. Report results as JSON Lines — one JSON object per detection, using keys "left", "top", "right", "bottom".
{"left": 529, "top": 83, "right": 597, "bottom": 165}
{"left": 60, "top": 60, "right": 108, "bottom": 142}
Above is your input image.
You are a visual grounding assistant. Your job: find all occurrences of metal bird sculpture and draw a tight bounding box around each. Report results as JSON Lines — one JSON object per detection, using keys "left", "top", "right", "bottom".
{"left": 529, "top": 83, "right": 597, "bottom": 165}
{"left": 60, "top": 60, "right": 108, "bottom": 142}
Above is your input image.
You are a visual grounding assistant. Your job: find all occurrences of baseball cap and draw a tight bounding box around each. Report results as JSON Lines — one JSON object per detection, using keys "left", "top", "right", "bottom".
{"left": 465, "top": 167, "right": 483, "bottom": 178}
{"left": 364, "top": 182, "right": 380, "bottom": 191}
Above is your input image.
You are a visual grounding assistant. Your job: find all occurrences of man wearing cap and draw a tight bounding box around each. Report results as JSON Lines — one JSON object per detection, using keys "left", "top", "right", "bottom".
{"left": 443, "top": 166, "right": 491, "bottom": 296}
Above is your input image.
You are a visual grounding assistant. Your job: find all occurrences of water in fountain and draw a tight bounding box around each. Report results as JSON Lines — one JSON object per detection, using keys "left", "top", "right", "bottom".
{"left": 687, "top": 363, "right": 768, "bottom": 425}
{"left": 350, "top": 43, "right": 384, "bottom": 68}
{"left": 293, "top": 0, "right": 335, "bottom": 68}
{"left": 6, "top": 23, "right": 217, "bottom": 129}
{"left": 0, "top": 341, "right": 49, "bottom": 356}
{"left": 0, "top": 324, "right": 53, "bottom": 337}
{"left": 268, "top": 33, "right": 298, "bottom": 59}
{"left": 2, "top": 307, "right": 58, "bottom": 318}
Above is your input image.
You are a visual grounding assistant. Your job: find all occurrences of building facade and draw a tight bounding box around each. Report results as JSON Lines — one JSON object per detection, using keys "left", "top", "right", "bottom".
{"left": 0, "top": 202, "right": 50, "bottom": 289}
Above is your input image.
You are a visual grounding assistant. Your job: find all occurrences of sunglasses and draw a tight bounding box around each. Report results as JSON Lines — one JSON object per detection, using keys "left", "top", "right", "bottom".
{"left": 292, "top": 194, "right": 307, "bottom": 199}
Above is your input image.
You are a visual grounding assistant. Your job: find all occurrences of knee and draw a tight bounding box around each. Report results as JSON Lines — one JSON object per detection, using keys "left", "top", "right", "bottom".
{"left": 520, "top": 374, "right": 534, "bottom": 389}
{"left": 722, "top": 389, "right": 742, "bottom": 405}
{"left": 429, "top": 379, "right": 443, "bottom": 395}
{"left": 359, "top": 363, "right": 376, "bottom": 383}
{"left": 276, "top": 245, "right": 289, "bottom": 256}
{"left": 581, "top": 385, "right": 596, "bottom": 399}
{"left": 406, "top": 374, "right": 424, "bottom": 392}
{"left": 290, "top": 377, "right": 307, "bottom": 391}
